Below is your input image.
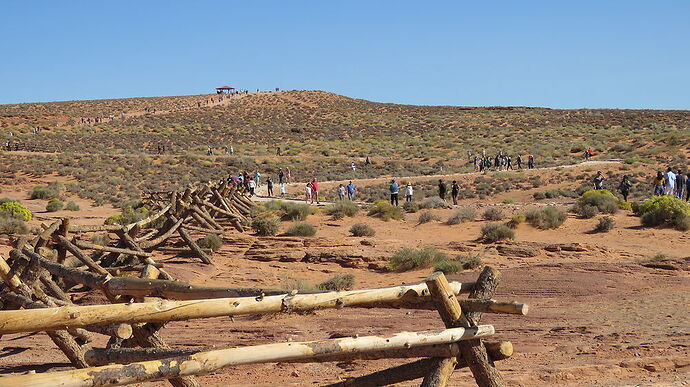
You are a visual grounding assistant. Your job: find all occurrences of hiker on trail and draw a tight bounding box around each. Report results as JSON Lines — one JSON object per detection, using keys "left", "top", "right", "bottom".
{"left": 279, "top": 182, "right": 286, "bottom": 198}
{"left": 351, "top": 162, "right": 356, "bottom": 172}
{"left": 248, "top": 178, "right": 257, "bottom": 197}
{"left": 305, "top": 182, "right": 314, "bottom": 204}
{"left": 224, "top": 145, "right": 229, "bottom": 154}
{"left": 311, "top": 179, "right": 320, "bottom": 204}
{"left": 207, "top": 146, "right": 213, "bottom": 156}
{"left": 676, "top": 170, "right": 686, "bottom": 199}
{"left": 619, "top": 175, "right": 632, "bottom": 202}
{"left": 405, "top": 182, "right": 414, "bottom": 202}
{"left": 584, "top": 149, "right": 590, "bottom": 160}
{"left": 254, "top": 171, "right": 261, "bottom": 186}
{"left": 517, "top": 154, "right": 523, "bottom": 169}
{"left": 267, "top": 177, "right": 274, "bottom": 197}
{"left": 278, "top": 169, "right": 285, "bottom": 184}
{"left": 506, "top": 155, "right": 513, "bottom": 170}
{"left": 593, "top": 171, "right": 605, "bottom": 190}
{"left": 494, "top": 155, "right": 501, "bottom": 171}
{"left": 653, "top": 171, "right": 665, "bottom": 196}
{"left": 286, "top": 168, "right": 292, "bottom": 183}
{"left": 390, "top": 179, "right": 400, "bottom": 206}
{"left": 230, "top": 145, "right": 234, "bottom": 155}
{"left": 664, "top": 167, "right": 676, "bottom": 196}
{"left": 337, "top": 184, "right": 346, "bottom": 200}
{"left": 473, "top": 156, "right": 479, "bottom": 171}
{"left": 276, "top": 146, "right": 281, "bottom": 156}
{"left": 451, "top": 180, "right": 460, "bottom": 205}
{"left": 365, "top": 156, "right": 371, "bottom": 165}
{"left": 347, "top": 181, "right": 356, "bottom": 201}
{"left": 686, "top": 172, "right": 690, "bottom": 201}
{"left": 438, "top": 179, "right": 447, "bottom": 200}
{"left": 527, "top": 154, "right": 535, "bottom": 169}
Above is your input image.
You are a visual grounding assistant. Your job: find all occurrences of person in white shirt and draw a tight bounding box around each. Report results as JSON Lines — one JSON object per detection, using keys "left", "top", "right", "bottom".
{"left": 665, "top": 167, "right": 676, "bottom": 196}
{"left": 405, "top": 182, "right": 414, "bottom": 202}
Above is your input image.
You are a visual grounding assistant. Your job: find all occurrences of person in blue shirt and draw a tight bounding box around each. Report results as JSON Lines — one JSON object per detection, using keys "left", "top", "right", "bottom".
{"left": 389, "top": 179, "right": 400, "bottom": 206}
{"left": 346, "top": 181, "right": 356, "bottom": 201}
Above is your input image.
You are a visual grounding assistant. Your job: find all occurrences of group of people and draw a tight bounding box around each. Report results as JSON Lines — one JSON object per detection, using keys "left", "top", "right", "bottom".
{"left": 472, "top": 152, "right": 535, "bottom": 172}
{"left": 653, "top": 168, "right": 689, "bottom": 200}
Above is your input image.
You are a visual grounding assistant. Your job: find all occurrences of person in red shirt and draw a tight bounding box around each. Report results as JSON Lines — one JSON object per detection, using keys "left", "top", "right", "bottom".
{"left": 311, "top": 179, "right": 320, "bottom": 204}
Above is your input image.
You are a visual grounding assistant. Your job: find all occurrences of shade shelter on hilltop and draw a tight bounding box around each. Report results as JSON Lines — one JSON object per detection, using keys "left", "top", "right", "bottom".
{"left": 215, "top": 86, "right": 235, "bottom": 94}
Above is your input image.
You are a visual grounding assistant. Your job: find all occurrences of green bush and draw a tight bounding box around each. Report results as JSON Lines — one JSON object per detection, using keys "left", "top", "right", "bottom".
{"left": 367, "top": 201, "right": 404, "bottom": 221}
{"left": 389, "top": 247, "right": 448, "bottom": 272}
{"left": 446, "top": 207, "right": 476, "bottom": 225}
{"left": 65, "top": 201, "right": 80, "bottom": 211}
{"left": 594, "top": 216, "right": 615, "bottom": 233}
{"left": 285, "top": 222, "right": 316, "bottom": 237}
{"left": 506, "top": 214, "right": 526, "bottom": 229}
{"left": 349, "top": 223, "right": 376, "bottom": 237}
{"left": 105, "top": 205, "right": 150, "bottom": 225}
{"left": 420, "top": 197, "right": 448, "bottom": 209}
{"left": 196, "top": 234, "right": 223, "bottom": 251}
{"left": 480, "top": 223, "right": 515, "bottom": 243}
{"left": 324, "top": 200, "right": 359, "bottom": 220}
{"left": 525, "top": 206, "right": 566, "bottom": 229}
{"left": 0, "top": 201, "right": 33, "bottom": 221}
{"left": 46, "top": 200, "right": 64, "bottom": 212}
{"left": 251, "top": 216, "right": 281, "bottom": 236}
{"left": 573, "top": 203, "right": 599, "bottom": 218}
{"left": 403, "top": 201, "right": 420, "bottom": 213}
{"left": 30, "top": 185, "right": 59, "bottom": 200}
{"left": 577, "top": 190, "right": 619, "bottom": 214}
{"left": 502, "top": 198, "right": 515, "bottom": 204}
{"left": 638, "top": 195, "right": 690, "bottom": 231}
{"left": 482, "top": 208, "right": 505, "bottom": 221}
{"left": 317, "top": 274, "right": 355, "bottom": 291}
{"left": 418, "top": 211, "right": 441, "bottom": 224}
{"left": 0, "top": 213, "right": 28, "bottom": 234}
{"left": 263, "top": 200, "right": 313, "bottom": 221}
{"left": 434, "top": 253, "right": 483, "bottom": 274}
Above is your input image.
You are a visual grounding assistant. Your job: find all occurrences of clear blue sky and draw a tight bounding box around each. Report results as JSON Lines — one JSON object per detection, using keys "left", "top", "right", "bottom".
{"left": 2, "top": 1, "right": 689, "bottom": 109}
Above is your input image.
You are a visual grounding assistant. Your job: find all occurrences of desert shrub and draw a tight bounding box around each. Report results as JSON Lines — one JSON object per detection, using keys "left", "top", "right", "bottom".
{"left": 482, "top": 208, "right": 505, "bottom": 221}
{"left": 403, "top": 201, "right": 420, "bottom": 213}
{"left": 349, "top": 223, "right": 376, "bottom": 237}
{"left": 573, "top": 203, "right": 599, "bottom": 219}
{"left": 317, "top": 274, "right": 355, "bottom": 291}
{"left": 502, "top": 198, "right": 515, "bottom": 204}
{"left": 619, "top": 200, "right": 633, "bottom": 211}
{"left": 389, "top": 247, "right": 448, "bottom": 272}
{"left": 263, "top": 200, "right": 313, "bottom": 221}
{"left": 196, "top": 234, "right": 223, "bottom": 251}
{"left": 418, "top": 211, "right": 441, "bottom": 224}
{"left": 480, "top": 223, "right": 515, "bottom": 243}
{"left": 285, "top": 222, "right": 316, "bottom": 237}
{"left": 0, "top": 201, "right": 33, "bottom": 221}
{"left": 324, "top": 200, "right": 359, "bottom": 220}
{"left": 281, "top": 277, "right": 318, "bottom": 292}
{"left": 594, "top": 216, "right": 615, "bottom": 233}
{"left": 45, "top": 199, "right": 64, "bottom": 212}
{"left": 577, "top": 190, "right": 619, "bottom": 214}
{"left": 367, "top": 201, "right": 404, "bottom": 221}
{"left": 525, "top": 206, "right": 566, "bottom": 229}
{"left": 532, "top": 192, "right": 546, "bottom": 200}
{"left": 65, "top": 201, "right": 80, "bottom": 211}
{"left": 251, "top": 216, "right": 281, "bottom": 236}
{"left": 506, "top": 214, "right": 526, "bottom": 229}
{"left": 434, "top": 253, "right": 483, "bottom": 274}
{"left": 0, "top": 215, "right": 28, "bottom": 234}
{"left": 446, "top": 207, "right": 476, "bottom": 225}
{"left": 91, "top": 233, "right": 110, "bottom": 246}
{"left": 420, "top": 197, "right": 448, "bottom": 209}
{"left": 105, "top": 205, "right": 150, "bottom": 225}
{"left": 638, "top": 195, "right": 690, "bottom": 231}
{"left": 30, "top": 185, "right": 59, "bottom": 200}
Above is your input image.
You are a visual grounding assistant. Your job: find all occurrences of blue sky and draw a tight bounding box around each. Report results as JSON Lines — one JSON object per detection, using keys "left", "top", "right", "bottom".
{"left": 1, "top": 1, "right": 689, "bottom": 109}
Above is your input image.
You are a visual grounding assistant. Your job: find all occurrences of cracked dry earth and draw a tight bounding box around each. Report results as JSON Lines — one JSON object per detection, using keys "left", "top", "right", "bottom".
{"left": 0, "top": 194, "right": 689, "bottom": 386}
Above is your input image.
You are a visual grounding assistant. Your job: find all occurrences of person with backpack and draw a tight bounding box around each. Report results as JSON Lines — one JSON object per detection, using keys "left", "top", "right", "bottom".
{"left": 389, "top": 179, "right": 400, "bottom": 206}
{"left": 405, "top": 182, "right": 413, "bottom": 202}
{"left": 346, "top": 181, "right": 356, "bottom": 201}
{"left": 438, "top": 179, "right": 447, "bottom": 200}
{"left": 676, "top": 170, "right": 686, "bottom": 199}
{"left": 653, "top": 171, "right": 665, "bottom": 196}
{"left": 593, "top": 171, "right": 605, "bottom": 190}
{"left": 451, "top": 180, "right": 460, "bottom": 205}
{"left": 618, "top": 175, "right": 632, "bottom": 202}
{"left": 266, "top": 177, "right": 274, "bottom": 197}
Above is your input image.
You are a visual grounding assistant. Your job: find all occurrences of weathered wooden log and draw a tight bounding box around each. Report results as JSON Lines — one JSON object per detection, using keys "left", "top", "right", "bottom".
{"left": 124, "top": 204, "right": 171, "bottom": 231}
{"left": 116, "top": 229, "right": 173, "bottom": 281}
{"left": 18, "top": 248, "right": 104, "bottom": 289}
{"left": 1, "top": 326, "right": 494, "bottom": 387}
{"left": 70, "top": 224, "right": 124, "bottom": 233}
{"left": 325, "top": 342, "right": 513, "bottom": 387}
{"left": 32, "top": 219, "right": 62, "bottom": 250}
{"left": 137, "top": 216, "right": 185, "bottom": 250}
{"left": 71, "top": 240, "right": 152, "bottom": 257}
{"left": 55, "top": 236, "right": 109, "bottom": 276}
{"left": 177, "top": 225, "right": 213, "bottom": 264}
{"left": 0, "top": 280, "right": 475, "bottom": 333}
{"left": 84, "top": 323, "right": 133, "bottom": 340}
{"left": 56, "top": 218, "right": 70, "bottom": 264}
{"left": 179, "top": 224, "right": 219, "bottom": 234}
{"left": 103, "top": 277, "right": 286, "bottom": 299}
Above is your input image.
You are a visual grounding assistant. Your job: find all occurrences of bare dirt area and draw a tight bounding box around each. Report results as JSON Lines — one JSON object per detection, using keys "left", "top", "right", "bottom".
{"left": 1, "top": 187, "right": 688, "bottom": 386}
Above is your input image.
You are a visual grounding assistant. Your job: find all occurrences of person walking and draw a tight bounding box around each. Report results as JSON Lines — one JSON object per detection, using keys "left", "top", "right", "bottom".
{"left": 676, "top": 170, "right": 686, "bottom": 199}
{"left": 516, "top": 154, "right": 523, "bottom": 169}
{"left": 618, "top": 175, "right": 632, "bottom": 202}
{"left": 337, "top": 184, "right": 346, "bottom": 200}
{"left": 664, "top": 167, "right": 676, "bottom": 196}
{"left": 405, "top": 182, "right": 413, "bottom": 202}
{"left": 248, "top": 178, "right": 257, "bottom": 197}
{"left": 279, "top": 182, "right": 286, "bottom": 198}
{"left": 266, "top": 177, "right": 274, "bottom": 197}
{"left": 286, "top": 167, "right": 292, "bottom": 183}
{"left": 305, "top": 182, "right": 314, "bottom": 204}
{"left": 278, "top": 168, "right": 285, "bottom": 185}
{"left": 593, "top": 171, "right": 605, "bottom": 190}
{"left": 686, "top": 172, "right": 690, "bottom": 201}
{"left": 311, "top": 178, "right": 320, "bottom": 204}
{"left": 451, "top": 180, "right": 460, "bottom": 205}
{"left": 346, "top": 181, "right": 356, "bottom": 201}
{"left": 653, "top": 171, "right": 665, "bottom": 196}
{"left": 438, "top": 179, "right": 447, "bottom": 200}
{"left": 527, "top": 154, "right": 535, "bottom": 169}
{"left": 389, "top": 179, "right": 400, "bottom": 206}
{"left": 254, "top": 171, "right": 261, "bottom": 187}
